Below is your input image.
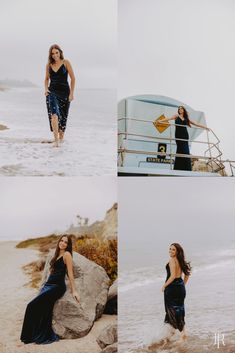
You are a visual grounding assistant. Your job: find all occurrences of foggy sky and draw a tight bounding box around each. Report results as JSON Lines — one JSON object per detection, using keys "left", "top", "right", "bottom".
{"left": 118, "top": 0, "right": 235, "bottom": 160}
{"left": 0, "top": 0, "right": 116, "bottom": 88}
{"left": 119, "top": 178, "right": 235, "bottom": 264}
{"left": 0, "top": 177, "right": 117, "bottom": 240}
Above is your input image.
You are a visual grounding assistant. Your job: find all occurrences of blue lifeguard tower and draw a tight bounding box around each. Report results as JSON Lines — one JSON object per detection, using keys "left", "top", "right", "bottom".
{"left": 118, "top": 95, "right": 227, "bottom": 176}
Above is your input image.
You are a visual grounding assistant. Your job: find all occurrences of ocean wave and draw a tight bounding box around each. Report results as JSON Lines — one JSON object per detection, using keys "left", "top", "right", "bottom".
{"left": 119, "top": 257, "right": 235, "bottom": 293}
{"left": 119, "top": 275, "right": 164, "bottom": 293}
{"left": 119, "top": 330, "right": 235, "bottom": 353}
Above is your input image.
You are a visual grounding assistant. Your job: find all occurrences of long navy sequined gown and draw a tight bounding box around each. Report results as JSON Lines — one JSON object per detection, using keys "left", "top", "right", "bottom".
{"left": 164, "top": 263, "right": 186, "bottom": 332}
{"left": 20, "top": 256, "right": 66, "bottom": 344}
{"left": 174, "top": 116, "right": 192, "bottom": 171}
{"left": 46, "top": 62, "right": 70, "bottom": 132}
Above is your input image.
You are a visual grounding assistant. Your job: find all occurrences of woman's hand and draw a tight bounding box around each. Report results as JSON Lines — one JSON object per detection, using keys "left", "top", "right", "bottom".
{"left": 72, "top": 290, "right": 80, "bottom": 302}
{"left": 44, "top": 89, "right": 50, "bottom": 96}
{"left": 69, "top": 93, "right": 74, "bottom": 102}
{"left": 161, "top": 285, "right": 166, "bottom": 292}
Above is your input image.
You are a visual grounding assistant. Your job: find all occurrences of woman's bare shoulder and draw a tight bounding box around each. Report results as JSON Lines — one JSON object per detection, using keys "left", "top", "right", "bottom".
{"left": 64, "top": 59, "right": 71, "bottom": 64}
{"left": 63, "top": 251, "right": 72, "bottom": 259}
{"left": 169, "top": 258, "right": 176, "bottom": 265}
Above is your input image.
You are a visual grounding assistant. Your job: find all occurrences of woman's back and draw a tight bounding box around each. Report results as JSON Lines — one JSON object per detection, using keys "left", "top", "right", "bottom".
{"left": 166, "top": 259, "right": 182, "bottom": 280}
{"left": 174, "top": 258, "right": 182, "bottom": 278}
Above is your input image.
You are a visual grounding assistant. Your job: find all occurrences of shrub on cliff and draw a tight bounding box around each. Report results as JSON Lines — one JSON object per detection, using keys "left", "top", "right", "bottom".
{"left": 74, "top": 236, "right": 117, "bottom": 283}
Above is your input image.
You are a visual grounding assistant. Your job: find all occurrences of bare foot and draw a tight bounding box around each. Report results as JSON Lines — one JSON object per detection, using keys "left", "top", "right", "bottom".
{"left": 16, "top": 342, "right": 24, "bottom": 347}
{"left": 53, "top": 141, "right": 59, "bottom": 147}
{"left": 149, "top": 338, "right": 169, "bottom": 351}
{"left": 162, "top": 338, "right": 170, "bottom": 347}
{"left": 178, "top": 334, "right": 187, "bottom": 343}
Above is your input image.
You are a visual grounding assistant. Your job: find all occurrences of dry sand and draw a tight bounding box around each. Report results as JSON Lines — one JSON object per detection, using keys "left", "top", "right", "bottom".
{"left": 0, "top": 241, "right": 116, "bottom": 353}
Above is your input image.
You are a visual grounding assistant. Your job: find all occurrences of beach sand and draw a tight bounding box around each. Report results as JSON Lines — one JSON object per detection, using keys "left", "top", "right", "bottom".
{"left": 0, "top": 241, "right": 116, "bottom": 353}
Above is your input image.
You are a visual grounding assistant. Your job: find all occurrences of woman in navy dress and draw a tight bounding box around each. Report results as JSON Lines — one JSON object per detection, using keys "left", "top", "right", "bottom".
{"left": 161, "top": 243, "right": 191, "bottom": 342}
{"left": 20, "top": 235, "right": 79, "bottom": 345}
{"left": 160, "top": 106, "right": 209, "bottom": 171}
{"left": 44, "top": 44, "right": 75, "bottom": 147}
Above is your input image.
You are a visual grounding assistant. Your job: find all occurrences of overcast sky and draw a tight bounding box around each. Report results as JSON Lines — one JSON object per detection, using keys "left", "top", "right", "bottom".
{"left": 119, "top": 177, "right": 235, "bottom": 268}
{"left": 118, "top": 0, "right": 235, "bottom": 160}
{"left": 0, "top": 0, "right": 116, "bottom": 88}
{"left": 0, "top": 177, "right": 116, "bottom": 240}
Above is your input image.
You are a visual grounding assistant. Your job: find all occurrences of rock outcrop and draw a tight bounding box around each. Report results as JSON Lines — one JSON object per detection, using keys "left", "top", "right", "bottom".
{"left": 97, "top": 323, "right": 117, "bottom": 349}
{"left": 41, "top": 251, "right": 110, "bottom": 339}
{"left": 0, "top": 124, "right": 8, "bottom": 130}
{"left": 101, "top": 343, "right": 118, "bottom": 353}
{"left": 66, "top": 203, "right": 117, "bottom": 240}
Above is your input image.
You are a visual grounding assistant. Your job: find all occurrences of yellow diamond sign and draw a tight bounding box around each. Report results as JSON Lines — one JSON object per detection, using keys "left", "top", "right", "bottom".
{"left": 153, "top": 114, "right": 170, "bottom": 133}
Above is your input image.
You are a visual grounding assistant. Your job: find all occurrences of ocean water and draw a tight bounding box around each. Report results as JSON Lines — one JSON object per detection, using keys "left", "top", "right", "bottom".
{"left": 119, "top": 243, "right": 235, "bottom": 353}
{"left": 0, "top": 87, "right": 116, "bottom": 176}
{"left": 118, "top": 176, "right": 235, "bottom": 352}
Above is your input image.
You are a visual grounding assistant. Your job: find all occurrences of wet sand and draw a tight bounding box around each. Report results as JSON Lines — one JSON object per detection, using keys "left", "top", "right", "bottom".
{"left": 0, "top": 88, "right": 116, "bottom": 176}
{"left": 145, "top": 334, "right": 235, "bottom": 353}
{"left": 0, "top": 241, "right": 116, "bottom": 353}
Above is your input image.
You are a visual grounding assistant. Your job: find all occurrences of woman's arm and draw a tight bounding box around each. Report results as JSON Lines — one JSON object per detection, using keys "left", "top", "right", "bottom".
{"left": 65, "top": 59, "right": 75, "bottom": 102}
{"left": 44, "top": 64, "right": 50, "bottom": 96}
{"left": 183, "top": 274, "right": 189, "bottom": 285}
{"left": 189, "top": 119, "right": 210, "bottom": 130}
{"left": 161, "top": 259, "right": 176, "bottom": 292}
{"left": 64, "top": 251, "right": 79, "bottom": 302}
{"left": 158, "top": 114, "right": 177, "bottom": 123}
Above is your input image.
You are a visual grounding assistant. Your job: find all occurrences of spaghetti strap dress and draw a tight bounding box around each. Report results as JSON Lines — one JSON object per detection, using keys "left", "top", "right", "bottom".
{"left": 164, "top": 263, "right": 186, "bottom": 332}
{"left": 20, "top": 256, "right": 66, "bottom": 344}
{"left": 46, "top": 62, "right": 70, "bottom": 132}
{"left": 174, "top": 116, "right": 192, "bottom": 171}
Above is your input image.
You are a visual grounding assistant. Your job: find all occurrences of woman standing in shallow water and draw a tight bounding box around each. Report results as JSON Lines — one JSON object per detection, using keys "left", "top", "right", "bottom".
{"left": 20, "top": 235, "right": 79, "bottom": 345}
{"left": 161, "top": 243, "right": 191, "bottom": 343}
{"left": 45, "top": 44, "right": 75, "bottom": 147}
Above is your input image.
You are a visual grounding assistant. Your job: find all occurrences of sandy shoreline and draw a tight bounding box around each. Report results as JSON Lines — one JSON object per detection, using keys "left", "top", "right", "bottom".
{"left": 0, "top": 241, "right": 116, "bottom": 353}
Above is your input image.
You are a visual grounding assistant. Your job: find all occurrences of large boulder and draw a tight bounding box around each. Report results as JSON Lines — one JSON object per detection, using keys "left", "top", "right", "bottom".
{"left": 101, "top": 343, "right": 118, "bottom": 353}
{"left": 41, "top": 251, "right": 110, "bottom": 338}
{"left": 97, "top": 323, "right": 117, "bottom": 349}
{"left": 104, "top": 280, "right": 117, "bottom": 315}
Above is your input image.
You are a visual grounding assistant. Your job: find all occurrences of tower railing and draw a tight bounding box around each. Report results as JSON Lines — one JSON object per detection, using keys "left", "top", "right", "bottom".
{"left": 118, "top": 117, "right": 228, "bottom": 175}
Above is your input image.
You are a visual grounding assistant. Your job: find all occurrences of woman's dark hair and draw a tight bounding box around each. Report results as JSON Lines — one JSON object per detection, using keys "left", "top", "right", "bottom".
{"left": 48, "top": 44, "right": 64, "bottom": 65}
{"left": 178, "top": 106, "right": 191, "bottom": 127}
{"left": 171, "top": 243, "right": 191, "bottom": 275}
{"left": 50, "top": 235, "right": 72, "bottom": 273}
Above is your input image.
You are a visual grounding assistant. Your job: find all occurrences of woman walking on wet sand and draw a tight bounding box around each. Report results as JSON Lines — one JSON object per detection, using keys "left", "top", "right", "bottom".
{"left": 44, "top": 44, "right": 75, "bottom": 147}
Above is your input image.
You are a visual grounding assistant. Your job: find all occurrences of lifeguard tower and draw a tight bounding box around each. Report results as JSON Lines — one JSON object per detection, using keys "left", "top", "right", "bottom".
{"left": 118, "top": 95, "right": 233, "bottom": 176}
